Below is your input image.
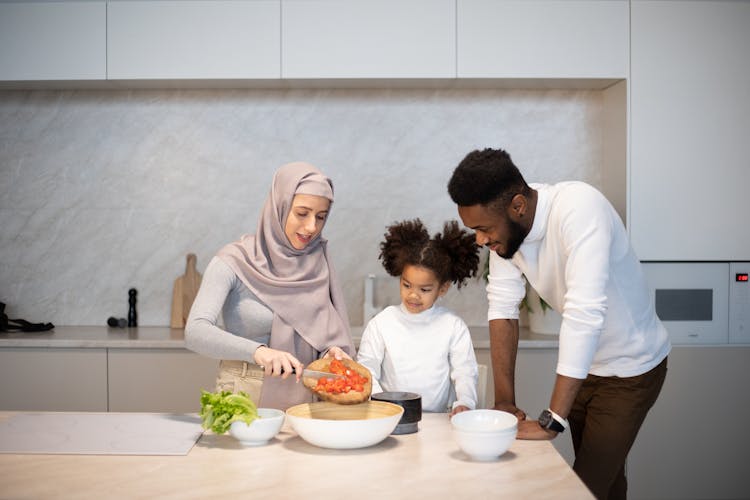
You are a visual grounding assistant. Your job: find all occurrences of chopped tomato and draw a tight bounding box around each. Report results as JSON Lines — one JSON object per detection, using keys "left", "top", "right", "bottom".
{"left": 314, "top": 361, "right": 369, "bottom": 394}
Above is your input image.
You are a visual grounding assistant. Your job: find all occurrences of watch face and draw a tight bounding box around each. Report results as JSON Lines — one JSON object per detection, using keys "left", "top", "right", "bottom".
{"left": 538, "top": 410, "right": 552, "bottom": 428}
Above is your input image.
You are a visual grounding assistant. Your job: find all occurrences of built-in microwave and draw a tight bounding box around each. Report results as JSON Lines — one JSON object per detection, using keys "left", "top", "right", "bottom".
{"left": 641, "top": 262, "right": 750, "bottom": 345}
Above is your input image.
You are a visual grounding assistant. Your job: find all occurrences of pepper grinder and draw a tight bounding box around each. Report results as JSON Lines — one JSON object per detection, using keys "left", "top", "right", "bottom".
{"left": 128, "top": 288, "right": 138, "bottom": 327}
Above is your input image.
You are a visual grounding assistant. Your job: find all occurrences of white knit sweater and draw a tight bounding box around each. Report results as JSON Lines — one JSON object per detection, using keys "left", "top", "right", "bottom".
{"left": 357, "top": 304, "right": 478, "bottom": 412}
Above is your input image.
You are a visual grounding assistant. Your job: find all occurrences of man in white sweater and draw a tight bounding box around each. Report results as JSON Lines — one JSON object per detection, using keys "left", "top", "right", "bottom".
{"left": 448, "top": 148, "right": 670, "bottom": 500}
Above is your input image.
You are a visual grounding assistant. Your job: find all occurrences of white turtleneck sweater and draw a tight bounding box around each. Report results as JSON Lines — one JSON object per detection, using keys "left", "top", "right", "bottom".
{"left": 356, "top": 304, "right": 478, "bottom": 412}
{"left": 487, "top": 182, "right": 671, "bottom": 379}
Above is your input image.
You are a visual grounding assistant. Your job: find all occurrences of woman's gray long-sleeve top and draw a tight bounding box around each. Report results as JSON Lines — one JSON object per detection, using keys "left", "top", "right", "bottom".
{"left": 185, "top": 256, "right": 273, "bottom": 361}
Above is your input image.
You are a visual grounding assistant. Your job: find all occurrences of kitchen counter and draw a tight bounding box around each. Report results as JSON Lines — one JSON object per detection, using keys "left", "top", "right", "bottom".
{"left": 0, "top": 326, "right": 188, "bottom": 349}
{"left": 0, "top": 412, "right": 591, "bottom": 499}
{"left": 0, "top": 325, "right": 560, "bottom": 350}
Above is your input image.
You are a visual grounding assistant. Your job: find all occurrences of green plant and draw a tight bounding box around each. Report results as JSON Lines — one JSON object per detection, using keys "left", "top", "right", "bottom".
{"left": 480, "top": 249, "right": 551, "bottom": 314}
{"left": 521, "top": 290, "right": 551, "bottom": 314}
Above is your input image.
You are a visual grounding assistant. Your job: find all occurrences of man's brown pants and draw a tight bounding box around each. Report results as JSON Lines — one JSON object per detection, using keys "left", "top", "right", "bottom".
{"left": 569, "top": 357, "right": 668, "bottom": 500}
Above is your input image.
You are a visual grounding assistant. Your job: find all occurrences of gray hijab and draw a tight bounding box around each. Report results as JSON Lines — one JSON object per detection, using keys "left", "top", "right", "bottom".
{"left": 217, "top": 162, "right": 353, "bottom": 409}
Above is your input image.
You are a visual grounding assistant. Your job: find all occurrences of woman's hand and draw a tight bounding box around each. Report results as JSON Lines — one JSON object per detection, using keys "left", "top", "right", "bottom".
{"left": 493, "top": 402, "right": 527, "bottom": 421}
{"left": 517, "top": 419, "right": 557, "bottom": 440}
{"left": 322, "top": 346, "right": 351, "bottom": 360}
{"left": 450, "top": 405, "right": 471, "bottom": 417}
{"left": 253, "top": 346, "right": 304, "bottom": 381}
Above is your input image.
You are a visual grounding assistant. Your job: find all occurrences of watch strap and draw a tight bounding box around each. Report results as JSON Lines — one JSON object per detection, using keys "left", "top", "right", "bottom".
{"left": 548, "top": 409, "right": 568, "bottom": 432}
{"left": 540, "top": 408, "right": 568, "bottom": 433}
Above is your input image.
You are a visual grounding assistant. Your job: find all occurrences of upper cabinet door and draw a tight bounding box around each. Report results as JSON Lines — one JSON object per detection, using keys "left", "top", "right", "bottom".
{"left": 457, "top": 0, "right": 628, "bottom": 78}
{"left": 630, "top": 1, "right": 750, "bottom": 261}
{"left": 0, "top": 1, "right": 106, "bottom": 81}
{"left": 107, "top": 0, "right": 281, "bottom": 79}
{"left": 282, "top": 0, "right": 456, "bottom": 78}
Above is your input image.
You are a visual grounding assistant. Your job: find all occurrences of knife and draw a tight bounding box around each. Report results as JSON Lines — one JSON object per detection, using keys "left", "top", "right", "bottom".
{"left": 260, "top": 367, "right": 345, "bottom": 380}
{"left": 301, "top": 369, "right": 344, "bottom": 380}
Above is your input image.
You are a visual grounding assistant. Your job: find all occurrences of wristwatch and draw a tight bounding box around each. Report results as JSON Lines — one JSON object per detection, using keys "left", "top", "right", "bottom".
{"left": 539, "top": 409, "right": 568, "bottom": 433}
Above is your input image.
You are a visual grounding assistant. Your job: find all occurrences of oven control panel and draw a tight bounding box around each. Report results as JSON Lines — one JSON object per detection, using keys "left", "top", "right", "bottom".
{"left": 729, "top": 262, "right": 750, "bottom": 344}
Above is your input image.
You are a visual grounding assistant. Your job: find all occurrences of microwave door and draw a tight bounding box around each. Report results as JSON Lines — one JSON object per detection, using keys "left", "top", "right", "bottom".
{"left": 642, "top": 262, "right": 729, "bottom": 344}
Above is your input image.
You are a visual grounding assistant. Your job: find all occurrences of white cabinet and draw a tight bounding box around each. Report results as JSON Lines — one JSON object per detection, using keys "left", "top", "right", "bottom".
{"left": 457, "top": 0, "right": 628, "bottom": 78}
{"left": 628, "top": 346, "right": 750, "bottom": 499}
{"left": 0, "top": 348, "right": 108, "bottom": 411}
{"left": 0, "top": 1, "right": 106, "bottom": 80}
{"left": 630, "top": 1, "right": 750, "bottom": 260}
{"left": 108, "top": 349, "right": 218, "bottom": 412}
{"left": 509, "top": 346, "right": 750, "bottom": 499}
{"left": 0, "top": 345, "right": 217, "bottom": 412}
{"left": 107, "top": 0, "right": 280, "bottom": 79}
{"left": 1, "top": 0, "right": 636, "bottom": 83}
{"left": 281, "top": 0, "right": 455, "bottom": 78}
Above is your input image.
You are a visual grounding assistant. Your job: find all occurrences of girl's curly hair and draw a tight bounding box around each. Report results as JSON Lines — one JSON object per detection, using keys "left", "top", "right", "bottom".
{"left": 379, "top": 219, "right": 479, "bottom": 288}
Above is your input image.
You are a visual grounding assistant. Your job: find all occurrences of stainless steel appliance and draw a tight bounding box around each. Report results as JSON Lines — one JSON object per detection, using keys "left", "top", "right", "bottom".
{"left": 641, "top": 262, "right": 750, "bottom": 344}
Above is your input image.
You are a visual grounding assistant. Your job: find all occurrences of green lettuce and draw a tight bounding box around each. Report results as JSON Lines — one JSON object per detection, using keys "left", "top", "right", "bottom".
{"left": 199, "top": 390, "right": 259, "bottom": 434}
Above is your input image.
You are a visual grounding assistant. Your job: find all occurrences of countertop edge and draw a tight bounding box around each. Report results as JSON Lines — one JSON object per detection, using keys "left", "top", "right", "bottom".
{"left": 0, "top": 325, "right": 560, "bottom": 350}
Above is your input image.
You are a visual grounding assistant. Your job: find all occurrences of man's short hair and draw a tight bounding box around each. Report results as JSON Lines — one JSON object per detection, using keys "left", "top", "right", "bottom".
{"left": 448, "top": 148, "right": 529, "bottom": 208}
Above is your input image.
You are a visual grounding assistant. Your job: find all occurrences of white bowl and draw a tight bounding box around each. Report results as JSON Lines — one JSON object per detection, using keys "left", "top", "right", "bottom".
{"left": 286, "top": 401, "right": 403, "bottom": 449}
{"left": 451, "top": 409, "right": 518, "bottom": 461}
{"left": 229, "top": 408, "right": 285, "bottom": 446}
{"left": 451, "top": 409, "right": 519, "bottom": 433}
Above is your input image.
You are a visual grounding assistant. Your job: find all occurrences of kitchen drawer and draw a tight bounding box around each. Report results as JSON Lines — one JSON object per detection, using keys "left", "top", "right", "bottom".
{"left": 0, "top": 348, "right": 107, "bottom": 411}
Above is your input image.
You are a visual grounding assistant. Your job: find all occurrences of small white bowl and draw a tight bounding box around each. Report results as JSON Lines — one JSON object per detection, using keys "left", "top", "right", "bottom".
{"left": 451, "top": 409, "right": 518, "bottom": 461}
{"left": 229, "top": 408, "right": 285, "bottom": 446}
{"left": 451, "top": 409, "right": 518, "bottom": 433}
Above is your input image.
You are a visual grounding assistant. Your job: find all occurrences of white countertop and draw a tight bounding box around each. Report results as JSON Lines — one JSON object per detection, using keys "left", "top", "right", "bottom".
{"left": 0, "top": 412, "right": 591, "bottom": 499}
{"left": 0, "top": 325, "right": 188, "bottom": 349}
{"left": 0, "top": 325, "right": 560, "bottom": 350}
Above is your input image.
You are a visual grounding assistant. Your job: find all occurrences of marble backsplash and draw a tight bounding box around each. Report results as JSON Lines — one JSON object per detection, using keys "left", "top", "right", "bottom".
{"left": 0, "top": 88, "right": 605, "bottom": 327}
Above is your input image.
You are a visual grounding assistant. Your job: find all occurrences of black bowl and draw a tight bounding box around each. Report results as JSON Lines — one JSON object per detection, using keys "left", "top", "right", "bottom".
{"left": 370, "top": 392, "right": 422, "bottom": 434}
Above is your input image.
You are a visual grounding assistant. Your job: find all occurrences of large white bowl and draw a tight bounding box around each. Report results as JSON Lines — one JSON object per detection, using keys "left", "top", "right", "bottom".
{"left": 229, "top": 408, "right": 285, "bottom": 446}
{"left": 451, "top": 409, "right": 518, "bottom": 461}
{"left": 286, "top": 401, "right": 403, "bottom": 449}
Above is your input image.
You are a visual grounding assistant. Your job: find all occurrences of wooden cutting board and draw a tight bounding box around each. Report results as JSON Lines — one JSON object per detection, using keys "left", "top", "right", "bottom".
{"left": 170, "top": 253, "right": 202, "bottom": 328}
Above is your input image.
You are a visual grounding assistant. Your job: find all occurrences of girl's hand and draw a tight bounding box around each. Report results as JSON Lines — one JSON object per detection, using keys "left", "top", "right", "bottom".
{"left": 253, "top": 346, "right": 304, "bottom": 381}
{"left": 322, "top": 346, "right": 351, "bottom": 360}
{"left": 450, "top": 405, "right": 471, "bottom": 417}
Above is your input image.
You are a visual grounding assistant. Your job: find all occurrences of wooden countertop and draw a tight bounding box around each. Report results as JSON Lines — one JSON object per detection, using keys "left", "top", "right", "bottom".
{"left": 0, "top": 325, "right": 560, "bottom": 350}
{"left": 0, "top": 412, "right": 590, "bottom": 499}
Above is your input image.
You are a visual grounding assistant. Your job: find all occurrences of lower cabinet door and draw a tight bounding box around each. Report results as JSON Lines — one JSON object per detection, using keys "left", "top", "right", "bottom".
{"left": 108, "top": 349, "right": 218, "bottom": 412}
{"left": 0, "top": 348, "right": 108, "bottom": 411}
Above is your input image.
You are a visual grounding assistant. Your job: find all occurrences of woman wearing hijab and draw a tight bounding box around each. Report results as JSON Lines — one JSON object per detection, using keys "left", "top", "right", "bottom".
{"left": 185, "top": 162, "right": 354, "bottom": 410}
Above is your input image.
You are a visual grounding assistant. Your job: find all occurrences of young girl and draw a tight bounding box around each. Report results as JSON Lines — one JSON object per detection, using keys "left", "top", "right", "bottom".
{"left": 356, "top": 219, "right": 480, "bottom": 416}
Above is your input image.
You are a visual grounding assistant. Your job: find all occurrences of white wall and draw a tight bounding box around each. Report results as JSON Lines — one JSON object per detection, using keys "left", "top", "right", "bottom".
{"left": 0, "top": 88, "right": 614, "bottom": 326}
